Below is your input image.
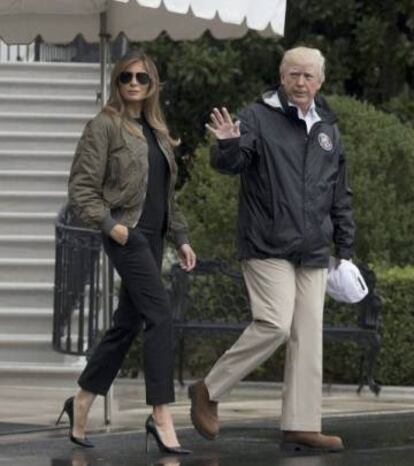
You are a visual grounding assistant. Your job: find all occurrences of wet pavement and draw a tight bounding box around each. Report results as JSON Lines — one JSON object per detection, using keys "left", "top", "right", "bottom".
{"left": 1, "top": 379, "right": 414, "bottom": 465}
{"left": 0, "top": 413, "right": 414, "bottom": 466}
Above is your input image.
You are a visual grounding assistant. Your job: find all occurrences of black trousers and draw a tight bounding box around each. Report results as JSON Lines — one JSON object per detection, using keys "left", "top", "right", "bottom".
{"left": 78, "top": 227, "right": 175, "bottom": 405}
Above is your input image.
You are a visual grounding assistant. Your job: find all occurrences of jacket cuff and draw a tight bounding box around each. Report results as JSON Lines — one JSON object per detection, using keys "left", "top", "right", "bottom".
{"left": 218, "top": 137, "right": 240, "bottom": 149}
{"left": 335, "top": 247, "right": 353, "bottom": 260}
{"left": 101, "top": 214, "right": 117, "bottom": 235}
{"left": 173, "top": 231, "right": 189, "bottom": 249}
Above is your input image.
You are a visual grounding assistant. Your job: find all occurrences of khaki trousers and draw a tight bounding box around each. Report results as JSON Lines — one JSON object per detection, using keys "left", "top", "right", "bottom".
{"left": 204, "top": 258, "right": 327, "bottom": 431}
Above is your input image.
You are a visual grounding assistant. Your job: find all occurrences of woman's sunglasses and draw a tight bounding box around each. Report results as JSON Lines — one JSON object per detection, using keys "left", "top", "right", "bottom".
{"left": 119, "top": 71, "right": 151, "bottom": 85}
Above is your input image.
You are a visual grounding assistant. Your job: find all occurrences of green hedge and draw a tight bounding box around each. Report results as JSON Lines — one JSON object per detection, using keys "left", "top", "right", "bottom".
{"left": 322, "top": 266, "right": 414, "bottom": 386}
{"left": 327, "top": 96, "right": 414, "bottom": 266}
{"left": 178, "top": 144, "right": 239, "bottom": 262}
{"left": 375, "top": 267, "right": 414, "bottom": 385}
{"left": 315, "top": 266, "right": 414, "bottom": 386}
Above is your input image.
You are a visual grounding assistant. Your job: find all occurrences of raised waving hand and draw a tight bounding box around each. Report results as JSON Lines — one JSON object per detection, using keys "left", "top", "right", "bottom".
{"left": 206, "top": 107, "right": 241, "bottom": 140}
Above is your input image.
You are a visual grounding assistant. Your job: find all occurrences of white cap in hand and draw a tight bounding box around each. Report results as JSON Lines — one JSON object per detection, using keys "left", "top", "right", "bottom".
{"left": 326, "top": 257, "right": 369, "bottom": 304}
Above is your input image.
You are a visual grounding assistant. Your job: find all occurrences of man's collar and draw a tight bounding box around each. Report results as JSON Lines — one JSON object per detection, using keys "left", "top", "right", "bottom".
{"left": 287, "top": 99, "right": 317, "bottom": 119}
{"left": 260, "top": 85, "right": 338, "bottom": 125}
{"left": 262, "top": 88, "right": 316, "bottom": 119}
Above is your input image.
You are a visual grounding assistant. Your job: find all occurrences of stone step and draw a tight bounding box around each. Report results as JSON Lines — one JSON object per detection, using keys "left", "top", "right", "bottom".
{"left": 0, "top": 170, "right": 68, "bottom": 191}
{"left": 0, "top": 150, "right": 73, "bottom": 171}
{"left": 0, "top": 258, "right": 55, "bottom": 282}
{"left": 0, "top": 282, "right": 53, "bottom": 308}
{"left": 0, "top": 61, "right": 100, "bottom": 80}
{"left": 0, "top": 307, "right": 52, "bottom": 334}
{"left": 0, "top": 62, "right": 101, "bottom": 375}
{"left": 0, "top": 93, "right": 99, "bottom": 114}
{"left": 0, "top": 112, "right": 92, "bottom": 133}
{"left": 0, "top": 360, "right": 85, "bottom": 387}
{"left": 0, "top": 77, "right": 100, "bottom": 96}
{"left": 0, "top": 334, "right": 70, "bottom": 364}
{"left": 0, "top": 191, "right": 66, "bottom": 212}
{"left": 0, "top": 131, "right": 79, "bottom": 151}
{"left": 0, "top": 212, "right": 56, "bottom": 235}
{"left": 0, "top": 235, "right": 55, "bottom": 258}
{"left": 0, "top": 307, "right": 85, "bottom": 336}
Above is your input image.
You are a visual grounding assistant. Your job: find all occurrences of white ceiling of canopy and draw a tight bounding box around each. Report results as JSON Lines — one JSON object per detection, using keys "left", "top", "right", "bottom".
{"left": 0, "top": 0, "right": 286, "bottom": 44}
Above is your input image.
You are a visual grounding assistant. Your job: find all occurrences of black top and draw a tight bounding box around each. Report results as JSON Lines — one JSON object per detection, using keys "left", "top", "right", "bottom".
{"left": 136, "top": 117, "right": 169, "bottom": 233}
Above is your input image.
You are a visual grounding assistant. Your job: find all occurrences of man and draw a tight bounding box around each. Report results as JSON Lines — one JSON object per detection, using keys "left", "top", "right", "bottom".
{"left": 188, "top": 46, "right": 354, "bottom": 452}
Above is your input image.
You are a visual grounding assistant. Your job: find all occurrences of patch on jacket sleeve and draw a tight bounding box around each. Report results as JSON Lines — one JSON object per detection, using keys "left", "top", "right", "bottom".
{"left": 318, "top": 132, "right": 333, "bottom": 152}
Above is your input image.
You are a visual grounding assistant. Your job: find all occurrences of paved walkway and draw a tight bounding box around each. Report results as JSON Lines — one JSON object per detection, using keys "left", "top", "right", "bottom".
{"left": 1, "top": 378, "right": 414, "bottom": 466}
{"left": 1, "top": 377, "right": 414, "bottom": 443}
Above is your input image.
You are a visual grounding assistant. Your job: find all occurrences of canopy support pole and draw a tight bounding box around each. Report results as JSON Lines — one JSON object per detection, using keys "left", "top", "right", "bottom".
{"left": 99, "top": 10, "right": 113, "bottom": 427}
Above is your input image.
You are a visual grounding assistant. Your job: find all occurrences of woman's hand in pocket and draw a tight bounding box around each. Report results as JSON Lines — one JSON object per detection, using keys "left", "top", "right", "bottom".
{"left": 109, "top": 224, "right": 129, "bottom": 245}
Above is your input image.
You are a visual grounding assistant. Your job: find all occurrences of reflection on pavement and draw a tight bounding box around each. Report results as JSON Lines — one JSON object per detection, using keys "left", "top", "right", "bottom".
{"left": 71, "top": 450, "right": 90, "bottom": 466}
{"left": 51, "top": 451, "right": 91, "bottom": 466}
{"left": 150, "top": 455, "right": 219, "bottom": 466}
{"left": 51, "top": 452, "right": 221, "bottom": 466}
{"left": 148, "top": 453, "right": 340, "bottom": 466}
{"left": 279, "top": 454, "right": 336, "bottom": 466}
{"left": 150, "top": 456, "right": 181, "bottom": 466}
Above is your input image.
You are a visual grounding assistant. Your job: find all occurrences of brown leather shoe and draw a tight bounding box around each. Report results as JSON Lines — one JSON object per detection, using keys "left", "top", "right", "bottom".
{"left": 188, "top": 380, "right": 218, "bottom": 440}
{"left": 281, "top": 431, "right": 345, "bottom": 453}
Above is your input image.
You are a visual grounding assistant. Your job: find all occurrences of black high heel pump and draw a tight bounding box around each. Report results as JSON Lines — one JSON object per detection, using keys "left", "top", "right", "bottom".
{"left": 56, "top": 396, "right": 94, "bottom": 448}
{"left": 145, "top": 415, "right": 191, "bottom": 455}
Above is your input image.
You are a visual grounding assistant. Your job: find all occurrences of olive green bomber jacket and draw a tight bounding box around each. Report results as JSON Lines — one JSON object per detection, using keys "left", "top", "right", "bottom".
{"left": 68, "top": 111, "right": 189, "bottom": 248}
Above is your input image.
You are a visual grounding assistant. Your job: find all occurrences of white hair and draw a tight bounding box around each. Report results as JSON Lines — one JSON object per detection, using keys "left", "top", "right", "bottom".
{"left": 280, "top": 46, "right": 325, "bottom": 83}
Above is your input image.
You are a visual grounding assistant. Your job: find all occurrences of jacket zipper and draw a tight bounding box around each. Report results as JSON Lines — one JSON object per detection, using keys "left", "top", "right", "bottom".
{"left": 302, "top": 120, "right": 323, "bottom": 265}
{"left": 301, "top": 121, "right": 309, "bottom": 266}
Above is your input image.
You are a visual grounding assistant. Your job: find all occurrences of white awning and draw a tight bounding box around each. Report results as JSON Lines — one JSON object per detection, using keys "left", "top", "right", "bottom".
{"left": 0, "top": 0, "right": 286, "bottom": 44}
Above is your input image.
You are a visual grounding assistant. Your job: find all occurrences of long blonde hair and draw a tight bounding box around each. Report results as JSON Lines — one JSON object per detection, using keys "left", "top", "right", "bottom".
{"left": 104, "top": 50, "right": 179, "bottom": 147}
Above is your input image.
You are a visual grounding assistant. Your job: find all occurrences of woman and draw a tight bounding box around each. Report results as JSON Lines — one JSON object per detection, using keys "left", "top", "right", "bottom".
{"left": 57, "top": 50, "right": 196, "bottom": 454}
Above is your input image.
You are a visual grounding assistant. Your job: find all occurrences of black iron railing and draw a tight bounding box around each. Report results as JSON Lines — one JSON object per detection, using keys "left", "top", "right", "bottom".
{"left": 53, "top": 205, "right": 113, "bottom": 356}
{"left": 0, "top": 34, "right": 127, "bottom": 63}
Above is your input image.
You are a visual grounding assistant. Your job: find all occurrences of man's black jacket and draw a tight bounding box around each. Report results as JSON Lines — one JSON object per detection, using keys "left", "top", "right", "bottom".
{"left": 210, "top": 86, "right": 355, "bottom": 268}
